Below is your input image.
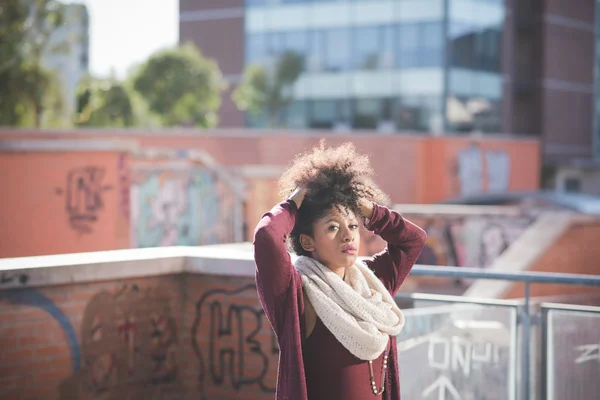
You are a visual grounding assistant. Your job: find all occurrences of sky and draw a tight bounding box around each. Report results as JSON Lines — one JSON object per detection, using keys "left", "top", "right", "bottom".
{"left": 68, "top": 0, "right": 179, "bottom": 78}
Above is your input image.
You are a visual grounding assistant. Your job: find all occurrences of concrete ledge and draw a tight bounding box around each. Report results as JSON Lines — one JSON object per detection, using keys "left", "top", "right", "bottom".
{"left": 0, "top": 139, "right": 139, "bottom": 152}
{"left": 0, "top": 245, "right": 258, "bottom": 290}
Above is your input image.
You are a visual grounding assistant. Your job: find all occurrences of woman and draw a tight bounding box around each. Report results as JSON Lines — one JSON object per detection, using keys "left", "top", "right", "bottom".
{"left": 254, "top": 142, "right": 427, "bottom": 400}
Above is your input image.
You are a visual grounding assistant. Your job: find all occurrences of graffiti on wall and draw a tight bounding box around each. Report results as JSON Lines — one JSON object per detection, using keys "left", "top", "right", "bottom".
{"left": 55, "top": 166, "right": 113, "bottom": 234}
{"left": 362, "top": 214, "right": 533, "bottom": 268}
{"left": 60, "top": 284, "right": 179, "bottom": 399}
{"left": 453, "top": 144, "right": 510, "bottom": 197}
{"left": 0, "top": 289, "right": 81, "bottom": 371}
{"left": 192, "top": 284, "right": 278, "bottom": 397}
{"left": 117, "top": 154, "right": 130, "bottom": 221}
{"left": 415, "top": 215, "right": 533, "bottom": 268}
{"left": 130, "top": 169, "right": 236, "bottom": 248}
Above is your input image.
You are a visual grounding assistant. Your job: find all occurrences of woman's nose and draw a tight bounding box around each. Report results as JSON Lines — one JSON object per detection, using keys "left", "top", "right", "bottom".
{"left": 341, "top": 227, "right": 352, "bottom": 242}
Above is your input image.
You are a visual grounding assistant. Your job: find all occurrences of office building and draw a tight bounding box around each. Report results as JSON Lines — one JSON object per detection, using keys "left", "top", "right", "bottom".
{"left": 180, "top": 0, "right": 600, "bottom": 194}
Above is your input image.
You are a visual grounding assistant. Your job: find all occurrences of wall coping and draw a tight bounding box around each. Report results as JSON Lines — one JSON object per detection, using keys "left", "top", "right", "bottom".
{"left": 0, "top": 139, "right": 139, "bottom": 152}
{"left": 0, "top": 127, "right": 542, "bottom": 143}
{"left": 0, "top": 244, "right": 261, "bottom": 290}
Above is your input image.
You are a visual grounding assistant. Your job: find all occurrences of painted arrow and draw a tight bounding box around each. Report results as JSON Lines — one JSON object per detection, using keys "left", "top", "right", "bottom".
{"left": 422, "top": 375, "right": 462, "bottom": 400}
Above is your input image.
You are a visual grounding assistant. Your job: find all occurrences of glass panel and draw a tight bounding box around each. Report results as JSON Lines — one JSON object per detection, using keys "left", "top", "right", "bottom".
{"left": 246, "top": 33, "right": 268, "bottom": 65}
{"left": 546, "top": 309, "right": 600, "bottom": 400}
{"left": 309, "top": 99, "right": 337, "bottom": 129}
{"left": 393, "top": 95, "right": 442, "bottom": 133}
{"left": 324, "top": 29, "right": 351, "bottom": 72}
{"left": 268, "top": 31, "right": 286, "bottom": 58}
{"left": 353, "top": 98, "right": 381, "bottom": 129}
{"left": 354, "top": 27, "right": 380, "bottom": 70}
{"left": 446, "top": 95, "right": 501, "bottom": 133}
{"left": 308, "top": 30, "right": 326, "bottom": 72}
{"left": 397, "top": 304, "right": 517, "bottom": 400}
{"left": 284, "top": 100, "right": 308, "bottom": 129}
{"left": 397, "top": 23, "right": 418, "bottom": 68}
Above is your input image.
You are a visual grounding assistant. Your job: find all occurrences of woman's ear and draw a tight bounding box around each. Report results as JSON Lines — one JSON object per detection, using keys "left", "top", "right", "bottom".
{"left": 300, "top": 234, "right": 315, "bottom": 252}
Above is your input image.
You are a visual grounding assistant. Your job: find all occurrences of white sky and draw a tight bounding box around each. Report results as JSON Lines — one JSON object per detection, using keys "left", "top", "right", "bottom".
{"left": 68, "top": 0, "right": 179, "bottom": 78}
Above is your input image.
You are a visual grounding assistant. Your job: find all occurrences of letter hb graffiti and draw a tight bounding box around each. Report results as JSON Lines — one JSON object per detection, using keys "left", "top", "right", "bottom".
{"left": 192, "top": 284, "right": 278, "bottom": 398}
{"left": 55, "top": 166, "right": 113, "bottom": 234}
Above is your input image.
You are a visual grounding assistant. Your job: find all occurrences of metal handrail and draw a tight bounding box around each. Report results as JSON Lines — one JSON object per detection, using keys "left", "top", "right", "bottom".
{"left": 409, "top": 264, "right": 600, "bottom": 286}
{"left": 404, "top": 264, "right": 600, "bottom": 400}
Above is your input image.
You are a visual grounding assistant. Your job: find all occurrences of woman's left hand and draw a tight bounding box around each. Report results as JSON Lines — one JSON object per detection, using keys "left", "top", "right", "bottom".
{"left": 359, "top": 198, "right": 374, "bottom": 219}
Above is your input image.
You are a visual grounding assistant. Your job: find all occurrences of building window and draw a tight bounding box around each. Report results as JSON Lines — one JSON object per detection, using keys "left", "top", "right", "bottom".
{"left": 246, "top": 33, "right": 268, "bottom": 65}
{"left": 396, "top": 22, "right": 444, "bottom": 68}
{"left": 449, "top": 24, "right": 501, "bottom": 72}
{"left": 309, "top": 99, "right": 337, "bottom": 129}
{"left": 324, "top": 29, "right": 351, "bottom": 72}
{"left": 284, "top": 101, "right": 308, "bottom": 129}
{"left": 393, "top": 96, "right": 442, "bottom": 133}
{"left": 446, "top": 95, "right": 501, "bottom": 133}
{"left": 308, "top": 99, "right": 351, "bottom": 129}
{"left": 354, "top": 27, "right": 380, "bottom": 70}
{"left": 353, "top": 99, "right": 381, "bottom": 129}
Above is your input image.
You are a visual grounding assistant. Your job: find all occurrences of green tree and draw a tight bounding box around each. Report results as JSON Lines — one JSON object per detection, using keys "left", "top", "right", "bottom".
{"left": 0, "top": 0, "right": 67, "bottom": 127}
{"left": 131, "top": 43, "right": 224, "bottom": 128}
{"left": 75, "top": 77, "right": 161, "bottom": 128}
{"left": 233, "top": 50, "right": 303, "bottom": 127}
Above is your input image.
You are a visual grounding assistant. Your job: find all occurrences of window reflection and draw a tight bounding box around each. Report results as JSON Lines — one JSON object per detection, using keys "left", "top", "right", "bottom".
{"left": 354, "top": 27, "right": 380, "bottom": 70}
{"left": 446, "top": 96, "right": 501, "bottom": 133}
{"left": 324, "top": 29, "right": 351, "bottom": 72}
{"left": 393, "top": 96, "right": 442, "bottom": 133}
{"left": 353, "top": 99, "right": 381, "bottom": 129}
{"left": 449, "top": 23, "right": 501, "bottom": 72}
{"left": 396, "top": 22, "right": 444, "bottom": 68}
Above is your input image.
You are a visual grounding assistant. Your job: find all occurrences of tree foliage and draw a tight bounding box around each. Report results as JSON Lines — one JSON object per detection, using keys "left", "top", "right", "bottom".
{"left": 131, "top": 43, "right": 224, "bottom": 128}
{"left": 75, "top": 77, "right": 161, "bottom": 128}
{"left": 0, "top": 0, "right": 66, "bottom": 127}
{"left": 233, "top": 51, "right": 303, "bottom": 127}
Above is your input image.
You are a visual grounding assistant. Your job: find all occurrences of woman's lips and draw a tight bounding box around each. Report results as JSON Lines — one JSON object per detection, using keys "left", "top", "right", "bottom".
{"left": 342, "top": 246, "right": 357, "bottom": 254}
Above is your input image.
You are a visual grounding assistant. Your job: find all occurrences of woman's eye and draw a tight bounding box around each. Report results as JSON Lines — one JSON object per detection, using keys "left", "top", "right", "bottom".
{"left": 349, "top": 224, "right": 359, "bottom": 230}
{"left": 328, "top": 225, "right": 339, "bottom": 231}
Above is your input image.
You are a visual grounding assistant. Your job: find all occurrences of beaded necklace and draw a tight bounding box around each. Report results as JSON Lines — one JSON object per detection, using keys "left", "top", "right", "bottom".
{"left": 368, "top": 339, "right": 389, "bottom": 396}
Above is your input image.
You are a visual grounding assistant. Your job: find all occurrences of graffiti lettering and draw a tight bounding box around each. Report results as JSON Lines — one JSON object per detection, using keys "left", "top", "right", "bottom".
{"left": 192, "top": 284, "right": 278, "bottom": 397}
{"left": 59, "top": 285, "right": 179, "bottom": 399}
{"left": 428, "top": 337, "right": 501, "bottom": 377}
{"left": 0, "top": 272, "right": 29, "bottom": 285}
{"left": 575, "top": 344, "right": 600, "bottom": 364}
{"left": 55, "top": 166, "right": 113, "bottom": 234}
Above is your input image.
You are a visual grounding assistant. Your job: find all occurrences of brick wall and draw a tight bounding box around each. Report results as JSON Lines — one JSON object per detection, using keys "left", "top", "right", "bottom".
{"left": 0, "top": 273, "right": 277, "bottom": 400}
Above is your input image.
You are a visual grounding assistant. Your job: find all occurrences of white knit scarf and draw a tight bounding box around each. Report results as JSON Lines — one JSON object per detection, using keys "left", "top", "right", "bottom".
{"left": 295, "top": 255, "right": 405, "bottom": 361}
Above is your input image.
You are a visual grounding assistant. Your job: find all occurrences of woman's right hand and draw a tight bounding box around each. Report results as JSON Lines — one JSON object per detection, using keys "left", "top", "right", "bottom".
{"left": 288, "top": 187, "right": 307, "bottom": 209}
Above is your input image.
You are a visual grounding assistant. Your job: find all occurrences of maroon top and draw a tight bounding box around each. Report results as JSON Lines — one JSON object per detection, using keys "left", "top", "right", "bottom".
{"left": 303, "top": 317, "right": 390, "bottom": 400}
{"left": 253, "top": 200, "right": 427, "bottom": 400}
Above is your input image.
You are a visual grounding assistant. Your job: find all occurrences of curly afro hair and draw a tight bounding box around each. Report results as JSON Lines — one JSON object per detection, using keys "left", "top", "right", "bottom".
{"left": 278, "top": 141, "right": 389, "bottom": 256}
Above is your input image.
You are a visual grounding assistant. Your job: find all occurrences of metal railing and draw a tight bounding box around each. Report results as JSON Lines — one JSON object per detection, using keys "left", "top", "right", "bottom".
{"left": 395, "top": 265, "right": 600, "bottom": 400}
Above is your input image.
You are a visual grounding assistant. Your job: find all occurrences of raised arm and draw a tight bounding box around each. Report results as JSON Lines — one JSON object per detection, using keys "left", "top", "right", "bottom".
{"left": 253, "top": 189, "right": 305, "bottom": 335}
{"left": 362, "top": 201, "right": 427, "bottom": 296}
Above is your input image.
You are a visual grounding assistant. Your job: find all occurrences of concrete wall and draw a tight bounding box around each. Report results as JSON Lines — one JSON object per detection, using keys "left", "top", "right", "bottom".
{"left": 464, "top": 214, "right": 600, "bottom": 300}
{"left": 0, "top": 144, "right": 131, "bottom": 258}
{"left": 362, "top": 204, "right": 535, "bottom": 267}
{"left": 0, "top": 141, "right": 244, "bottom": 258}
{"left": 0, "top": 247, "right": 276, "bottom": 400}
{"left": 504, "top": 221, "right": 600, "bottom": 299}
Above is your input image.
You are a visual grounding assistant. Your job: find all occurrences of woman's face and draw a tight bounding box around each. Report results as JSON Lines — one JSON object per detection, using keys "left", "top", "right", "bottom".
{"left": 301, "top": 206, "right": 361, "bottom": 277}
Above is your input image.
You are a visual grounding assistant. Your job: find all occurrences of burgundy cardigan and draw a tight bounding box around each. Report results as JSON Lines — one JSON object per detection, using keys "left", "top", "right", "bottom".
{"left": 253, "top": 200, "right": 427, "bottom": 400}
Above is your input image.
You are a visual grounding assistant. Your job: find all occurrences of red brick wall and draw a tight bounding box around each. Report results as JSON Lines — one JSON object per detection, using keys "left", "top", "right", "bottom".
{"left": 504, "top": 223, "right": 600, "bottom": 299}
{"left": 0, "top": 274, "right": 277, "bottom": 400}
